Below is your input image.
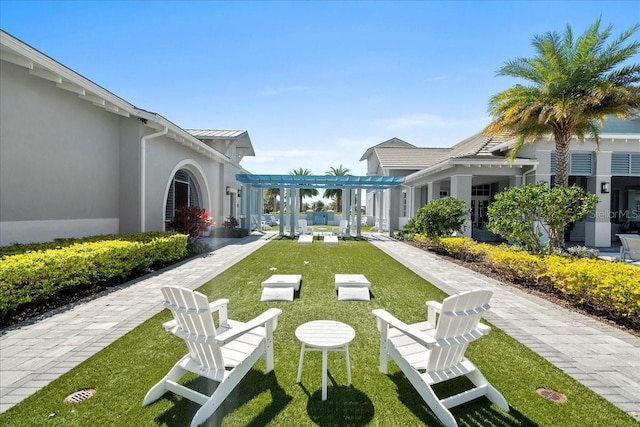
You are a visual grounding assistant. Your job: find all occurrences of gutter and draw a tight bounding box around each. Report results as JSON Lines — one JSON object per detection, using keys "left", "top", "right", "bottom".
{"left": 140, "top": 124, "right": 168, "bottom": 232}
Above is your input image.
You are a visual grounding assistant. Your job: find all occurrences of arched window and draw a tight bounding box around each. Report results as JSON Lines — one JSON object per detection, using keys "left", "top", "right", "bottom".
{"left": 165, "top": 169, "right": 202, "bottom": 221}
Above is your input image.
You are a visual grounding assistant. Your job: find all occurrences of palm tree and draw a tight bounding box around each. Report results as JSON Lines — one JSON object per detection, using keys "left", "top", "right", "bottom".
{"left": 263, "top": 188, "right": 280, "bottom": 212}
{"left": 484, "top": 18, "right": 640, "bottom": 187}
{"left": 289, "top": 168, "right": 319, "bottom": 212}
{"left": 323, "top": 165, "right": 351, "bottom": 212}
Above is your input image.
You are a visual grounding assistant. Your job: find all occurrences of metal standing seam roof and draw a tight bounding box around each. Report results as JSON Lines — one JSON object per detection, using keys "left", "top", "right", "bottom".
{"left": 235, "top": 174, "right": 405, "bottom": 189}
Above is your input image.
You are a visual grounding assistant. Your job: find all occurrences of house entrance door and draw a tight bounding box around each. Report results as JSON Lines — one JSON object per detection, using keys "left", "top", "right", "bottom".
{"left": 471, "top": 197, "right": 490, "bottom": 228}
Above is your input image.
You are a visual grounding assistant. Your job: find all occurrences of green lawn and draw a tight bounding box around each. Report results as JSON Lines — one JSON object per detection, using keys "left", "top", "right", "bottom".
{"left": 1, "top": 238, "right": 636, "bottom": 426}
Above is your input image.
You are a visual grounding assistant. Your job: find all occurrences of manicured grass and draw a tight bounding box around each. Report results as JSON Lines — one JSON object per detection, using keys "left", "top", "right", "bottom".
{"left": 1, "top": 238, "right": 636, "bottom": 426}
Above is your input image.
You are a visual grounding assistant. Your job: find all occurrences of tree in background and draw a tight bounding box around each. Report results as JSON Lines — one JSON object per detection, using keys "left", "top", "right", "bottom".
{"left": 289, "top": 168, "right": 319, "bottom": 212}
{"left": 323, "top": 165, "right": 351, "bottom": 212}
{"left": 263, "top": 187, "right": 279, "bottom": 213}
{"left": 484, "top": 18, "right": 640, "bottom": 187}
{"left": 312, "top": 200, "right": 325, "bottom": 212}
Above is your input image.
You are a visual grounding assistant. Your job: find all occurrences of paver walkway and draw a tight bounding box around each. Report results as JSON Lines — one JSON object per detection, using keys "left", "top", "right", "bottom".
{"left": 366, "top": 234, "right": 640, "bottom": 420}
{"left": 1, "top": 232, "right": 638, "bottom": 421}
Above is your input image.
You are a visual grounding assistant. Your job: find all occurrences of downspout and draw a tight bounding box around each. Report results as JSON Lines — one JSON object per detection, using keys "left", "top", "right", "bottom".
{"left": 140, "top": 126, "right": 168, "bottom": 232}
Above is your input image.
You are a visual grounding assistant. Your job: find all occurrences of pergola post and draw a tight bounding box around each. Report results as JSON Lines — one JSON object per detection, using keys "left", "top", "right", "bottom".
{"left": 356, "top": 187, "right": 362, "bottom": 237}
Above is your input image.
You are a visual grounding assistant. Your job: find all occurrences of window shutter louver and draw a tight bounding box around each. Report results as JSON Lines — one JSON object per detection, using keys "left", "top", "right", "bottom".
{"left": 611, "top": 153, "right": 640, "bottom": 175}
{"left": 569, "top": 153, "right": 593, "bottom": 175}
{"left": 631, "top": 154, "right": 640, "bottom": 175}
{"left": 550, "top": 152, "right": 593, "bottom": 175}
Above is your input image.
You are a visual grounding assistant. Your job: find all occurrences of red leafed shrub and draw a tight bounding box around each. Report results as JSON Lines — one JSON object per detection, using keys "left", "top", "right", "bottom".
{"left": 168, "top": 206, "right": 214, "bottom": 237}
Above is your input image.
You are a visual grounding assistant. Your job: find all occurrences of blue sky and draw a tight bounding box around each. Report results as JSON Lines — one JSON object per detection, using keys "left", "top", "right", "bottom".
{"left": 1, "top": 1, "right": 638, "bottom": 176}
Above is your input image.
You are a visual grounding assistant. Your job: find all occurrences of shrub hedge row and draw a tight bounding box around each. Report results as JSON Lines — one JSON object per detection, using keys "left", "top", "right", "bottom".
{"left": 0, "top": 233, "right": 188, "bottom": 317}
{"left": 436, "top": 237, "right": 640, "bottom": 319}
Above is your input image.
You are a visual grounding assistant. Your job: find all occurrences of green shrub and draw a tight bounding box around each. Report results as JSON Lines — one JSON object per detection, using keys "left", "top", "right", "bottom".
{"left": 541, "top": 257, "right": 640, "bottom": 317}
{"left": 487, "top": 183, "right": 599, "bottom": 253}
{"left": 0, "top": 233, "right": 188, "bottom": 319}
{"left": 404, "top": 197, "right": 468, "bottom": 239}
{"left": 434, "top": 237, "right": 640, "bottom": 320}
{"left": 438, "top": 237, "right": 487, "bottom": 262}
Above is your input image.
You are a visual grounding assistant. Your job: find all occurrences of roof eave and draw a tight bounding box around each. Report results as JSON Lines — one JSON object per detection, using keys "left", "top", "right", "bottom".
{"left": 405, "top": 158, "right": 539, "bottom": 184}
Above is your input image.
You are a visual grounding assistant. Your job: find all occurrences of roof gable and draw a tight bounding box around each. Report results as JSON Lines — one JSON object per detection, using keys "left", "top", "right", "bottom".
{"left": 374, "top": 147, "right": 450, "bottom": 169}
{"left": 360, "top": 137, "right": 416, "bottom": 161}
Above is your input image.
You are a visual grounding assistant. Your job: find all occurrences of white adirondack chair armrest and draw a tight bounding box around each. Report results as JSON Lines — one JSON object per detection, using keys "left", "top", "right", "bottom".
{"left": 426, "top": 301, "right": 442, "bottom": 326}
{"left": 162, "top": 298, "right": 230, "bottom": 331}
{"left": 477, "top": 322, "right": 491, "bottom": 335}
{"left": 373, "top": 309, "right": 437, "bottom": 349}
{"left": 215, "top": 308, "right": 282, "bottom": 346}
{"left": 207, "top": 298, "right": 230, "bottom": 312}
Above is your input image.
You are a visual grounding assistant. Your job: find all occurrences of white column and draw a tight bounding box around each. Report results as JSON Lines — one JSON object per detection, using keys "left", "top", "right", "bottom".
{"left": 410, "top": 186, "right": 420, "bottom": 216}
{"left": 427, "top": 181, "right": 441, "bottom": 202}
{"left": 356, "top": 187, "right": 362, "bottom": 236}
{"left": 278, "top": 185, "right": 285, "bottom": 236}
{"left": 344, "top": 186, "right": 351, "bottom": 232}
{"left": 450, "top": 175, "right": 473, "bottom": 237}
{"left": 377, "top": 190, "right": 384, "bottom": 231}
{"left": 240, "top": 184, "right": 251, "bottom": 230}
{"left": 586, "top": 151, "right": 612, "bottom": 247}
{"left": 289, "top": 188, "right": 297, "bottom": 235}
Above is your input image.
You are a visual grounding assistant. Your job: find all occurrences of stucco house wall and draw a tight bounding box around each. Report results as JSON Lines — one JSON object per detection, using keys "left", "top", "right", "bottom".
{"left": 1, "top": 60, "right": 122, "bottom": 243}
{"left": 0, "top": 30, "right": 255, "bottom": 245}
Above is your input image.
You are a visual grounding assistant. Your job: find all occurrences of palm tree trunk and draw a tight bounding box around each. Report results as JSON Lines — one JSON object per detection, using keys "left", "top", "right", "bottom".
{"left": 553, "top": 130, "right": 571, "bottom": 188}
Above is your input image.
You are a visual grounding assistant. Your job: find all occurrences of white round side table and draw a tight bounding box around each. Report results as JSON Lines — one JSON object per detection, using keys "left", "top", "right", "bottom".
{"left": 295, "top": 320, "right": 356, "bottom": 401}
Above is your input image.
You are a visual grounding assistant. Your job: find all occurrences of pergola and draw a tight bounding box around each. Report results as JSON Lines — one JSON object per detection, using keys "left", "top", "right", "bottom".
{"left": 235, "top": 174, "right": 405, "bottom": 236}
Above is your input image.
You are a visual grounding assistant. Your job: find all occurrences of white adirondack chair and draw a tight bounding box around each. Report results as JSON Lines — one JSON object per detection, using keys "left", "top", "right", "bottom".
{"left": 333, "top": 219, "right": 349, "bottom": 237}
{"left": 617, "top": 234, "right": 640, "bottom": 262}
{"left": 297, "top": 219, "right": 313, "bottom": 235}
{"left": 143, "top": 286, "right": 282, "bottom": 427}
{"left": 372, "top": 289, "right": 509, "bottom": 427}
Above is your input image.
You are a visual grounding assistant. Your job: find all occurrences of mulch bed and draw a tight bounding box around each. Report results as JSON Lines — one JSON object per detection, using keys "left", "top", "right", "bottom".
{"left": 405, "top": 240, "right": 640, "bottom": 337}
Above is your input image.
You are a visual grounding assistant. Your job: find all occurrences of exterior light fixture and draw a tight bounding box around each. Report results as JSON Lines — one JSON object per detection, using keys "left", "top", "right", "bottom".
{"left": 226, "top": 186, "right": 231, "bottom": 195}
{"left": 600, "top": 182, "right": 610, "bottom": 194}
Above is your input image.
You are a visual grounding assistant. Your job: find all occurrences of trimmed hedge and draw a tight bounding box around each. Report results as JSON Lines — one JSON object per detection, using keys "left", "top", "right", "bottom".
{"left": 0, "top": 233, "right": 188, "bottom": 318}
{"left": 436, "top": 237, "right": 640, "bottom": 319}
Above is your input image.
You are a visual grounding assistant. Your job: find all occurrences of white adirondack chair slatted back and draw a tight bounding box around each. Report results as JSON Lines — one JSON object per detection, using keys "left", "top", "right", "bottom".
{"left": 298, "top": 219, "right": 311, "bottom": 234}
{"left": 161, "top": 286, "right": 225, "bottom": 371}
{"left": 427, "top": 290, "right": 492, "bottom": 372}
